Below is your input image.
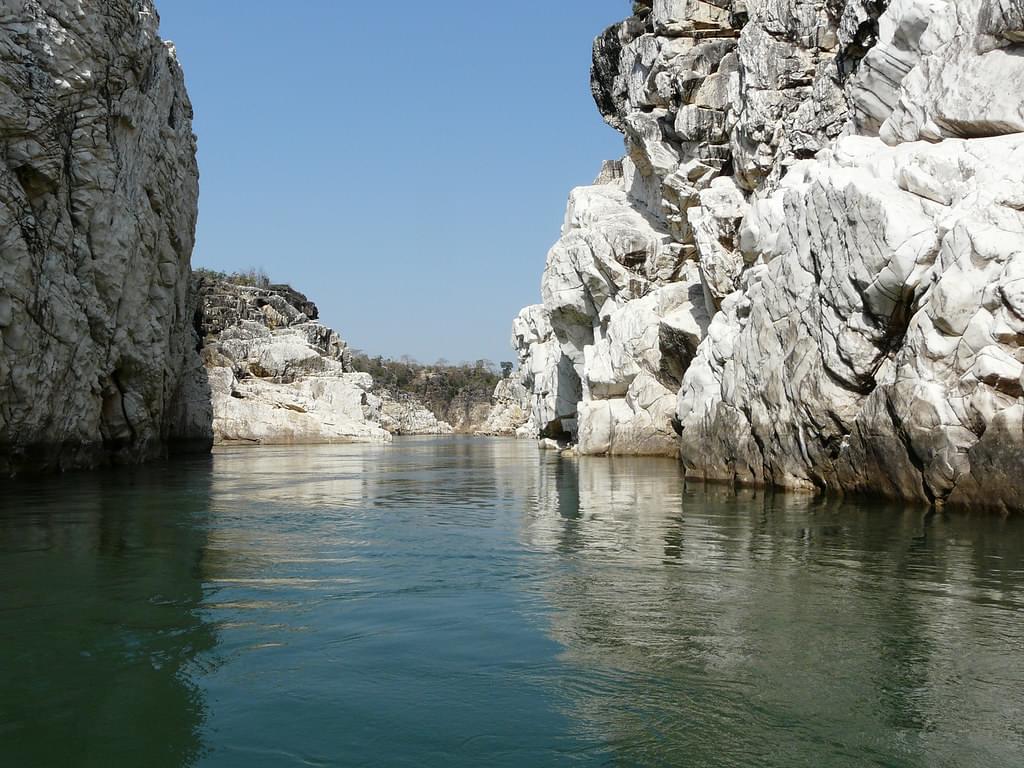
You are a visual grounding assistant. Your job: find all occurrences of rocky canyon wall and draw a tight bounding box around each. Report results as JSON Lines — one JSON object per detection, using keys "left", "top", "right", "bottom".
{"left": 0, "top": 0, "right": 207, "bottom": 473}
{"left": 192, "top": 275, "right": 532, "bottom": 443}
{"left": 193, "top": 276, "right": 392, "bottom": 445}
{"left": 515, "top": 0, "right": 1024, "bottom": 512}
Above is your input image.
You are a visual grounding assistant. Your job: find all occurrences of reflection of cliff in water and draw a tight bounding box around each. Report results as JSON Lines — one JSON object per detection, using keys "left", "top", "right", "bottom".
{"left": 200, "top": 439, "right": 544, "bottom": 583}
{"left": 523, "top": 457, "right": 1024, "bottom": 766}
{"left": 0, "top": 459, "right": 216, "bottom": 768}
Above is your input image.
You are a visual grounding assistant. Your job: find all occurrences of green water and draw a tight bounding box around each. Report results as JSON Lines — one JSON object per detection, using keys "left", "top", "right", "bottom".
{"left": 1, "top": 437, "right": 1022, "bottom": 767}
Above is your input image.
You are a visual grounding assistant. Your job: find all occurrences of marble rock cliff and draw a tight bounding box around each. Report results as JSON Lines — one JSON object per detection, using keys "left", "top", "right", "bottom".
{"left": 0, "top": 0, "right": 205, "bottom": 473}
{"left": 477, "top": 373, "right": 533, "bottom": 438}
{"left": 378, "top": 391, "right": 454, "bottom": 436}
{"left": 194, "top": 277, "right": 391, "bottom": 445}
{"left": 193, "top": 276, "right": 529, "bottom": 442}
{"left": 515, "top": 0, "right": 1024, "bottom": 511}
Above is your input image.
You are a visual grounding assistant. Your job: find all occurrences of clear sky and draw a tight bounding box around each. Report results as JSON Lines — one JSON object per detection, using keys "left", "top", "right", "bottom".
{"left": 157, "top": 0, "right": 627, "bottom": 365}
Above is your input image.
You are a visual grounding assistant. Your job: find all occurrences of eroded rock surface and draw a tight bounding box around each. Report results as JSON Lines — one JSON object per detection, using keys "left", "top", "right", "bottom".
{"left": 678, "top": 134, "right": 1024, "bottom": 511}
{"left": 476, "top": 374, "right": 532, "bottom": 437}
{"left": 195, "top": 278, "right": 390, "bottom": 445}
{"left": 511, "top": 304, "right": 580, "bottom": 440}
{"left": 378, "top": 393, "right": 454, "bottom": 436}
{"left": 515, "top": 0, "right": 1024, "bottom": 511}
{"left": 0, "top": 0, "right": 206, "bottom": 473}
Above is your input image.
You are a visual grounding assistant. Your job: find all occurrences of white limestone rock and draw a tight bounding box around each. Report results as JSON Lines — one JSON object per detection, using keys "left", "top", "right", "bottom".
{"left": 652, "top": 0, "right": 734, "bottom": 36}
{"left": 210, "top": 366, "right": 390, "bottom": 445}
{"left": 844, "top": 0, "right": 946, "bottom": 135}
{"left": 678, "top": 134, "right": 1024, "bottom": 510}
{"left": 476, "top": 375, "right": 532, "bottom": 437}
{"left": 511, "top": 304, "right": 579, "bottom": 439}
{"left": 196, "top": 278, "right": 391, "bottom": 445}
{"left": 377, "top": 394, "right": 453, "bottom": 436}
{"left": 687, "top": 176, "right": 749, "bottom": 304}
{"left": 515, "top": 0, "right": 1024, "bottom": 510}
{"left": 881, "top": 0, "right": 1024, "bottom": 144}
{"left": 0, "top": 0, "right": 206, "bottom": 472}
{"left": 578, "top": 268, "right": 710, "bottom": 455}
{"left": 535, "top": 171, "right": 711, "bottom": 453}
{"left": 980, "top": 0, "right": 1024, "bottom": 43}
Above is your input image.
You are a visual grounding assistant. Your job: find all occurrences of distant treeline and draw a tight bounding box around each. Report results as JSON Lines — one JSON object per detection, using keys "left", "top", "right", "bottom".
{"left": 350, "top": 353, "right": 509, "bottom": 411}
{"left": 194, "top": 267, "right": 271, "bottom": 288}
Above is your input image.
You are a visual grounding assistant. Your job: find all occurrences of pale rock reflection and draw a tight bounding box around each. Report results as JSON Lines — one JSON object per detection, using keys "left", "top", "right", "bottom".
{"left": 522, "top": 455, "right": 1024, "bottom": 766}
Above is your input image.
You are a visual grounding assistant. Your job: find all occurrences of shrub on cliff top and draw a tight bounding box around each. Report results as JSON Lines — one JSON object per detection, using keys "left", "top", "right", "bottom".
{"left": 194, "top": 266, "right": 271, "bottom": 289}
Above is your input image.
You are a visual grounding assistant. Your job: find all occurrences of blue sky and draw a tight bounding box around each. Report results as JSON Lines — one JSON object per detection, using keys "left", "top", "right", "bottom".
{"left": 157, "top": 1, "right": 627, "bottom": 364}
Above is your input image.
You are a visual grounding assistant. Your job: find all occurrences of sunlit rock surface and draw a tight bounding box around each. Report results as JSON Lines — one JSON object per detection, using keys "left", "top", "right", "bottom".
{"left": 0, "top": 0, "right": 206, "bottom": 473}
{"left": 378, "top": 393, "right": 454, "bottom": 436}
{"left": 514, "top": 0, "right": 1024, "bottom": 510}
{"left": 196, "top": 278, "right": 390, "bottom": 445}
{"left": 476, "top": 375, "right": 532, "bottom": 437}
{"left": 511, "top": 304, "right": 580, "bottom": 440}
{"left": 678, "top": 134, "right": 1024, "bottom": 510}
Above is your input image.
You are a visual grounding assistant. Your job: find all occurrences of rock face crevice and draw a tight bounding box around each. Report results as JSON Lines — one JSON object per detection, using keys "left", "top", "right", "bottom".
{"left": 0, "top": 0, "right": 208, "bottom": 474}
{"left": 514, "top": 0, "right": 1024, "bottom": 512}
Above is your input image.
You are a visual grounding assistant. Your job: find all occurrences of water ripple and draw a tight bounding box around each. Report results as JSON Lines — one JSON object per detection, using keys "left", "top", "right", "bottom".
{"left": 1, "top": 439, "right": 1023, "bottom": 767}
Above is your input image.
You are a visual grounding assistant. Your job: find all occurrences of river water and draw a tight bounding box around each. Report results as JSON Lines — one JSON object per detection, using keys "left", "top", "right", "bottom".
{"left": 1, "top": 437, "right": 1022, "bottom": 767}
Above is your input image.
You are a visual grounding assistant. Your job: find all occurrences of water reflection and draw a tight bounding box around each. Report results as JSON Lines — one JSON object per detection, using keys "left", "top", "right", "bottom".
{"left": 0, "top": 460, "right": 216, "bottom": 768}
{"left": 192, "top": 438, "right": 587, "bottom": 767}
{"left": 525, "top": 456, "right": 1024, "bottom": 767}
{"left": 0, "top": 439, "right": 1022, "bottom": 767}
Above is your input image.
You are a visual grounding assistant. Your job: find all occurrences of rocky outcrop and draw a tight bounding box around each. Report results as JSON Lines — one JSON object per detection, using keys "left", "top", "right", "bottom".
{"left": 524, "top": 150, "right": 709, "bottom": 455}
{"left": 510, "top": 304, "right": 579, "bottom": 440}
{"left": 195, "top": 277, "right": 390, "bottom": 445}
{"left": 0, "top": 0, "right": 207, "bottom": 473}
{"left": 678, "top": 134, "right": 1024, "bottom": 511}
{"left": 194, "top": 277, "right": 507, "bottom": 442}
{"left": 378, "top": 393, "right": 453, "bottom": 436}
{"left": 476, "top": 373, "right": 533, "bottom": 437}
{"left": 515, "top": 0, "right": 1024, "bottom": 511}
{"left": 444, "top": 389, "right": 495, "bottom": 434}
